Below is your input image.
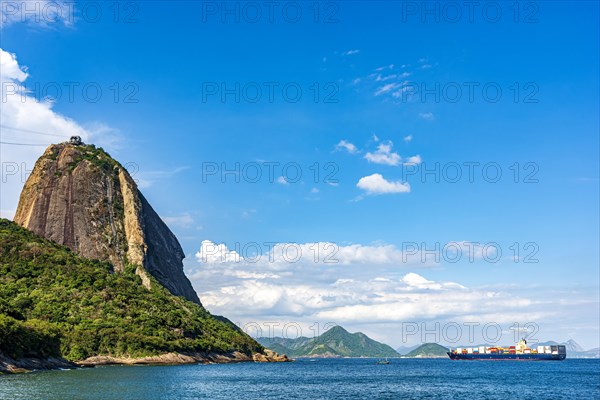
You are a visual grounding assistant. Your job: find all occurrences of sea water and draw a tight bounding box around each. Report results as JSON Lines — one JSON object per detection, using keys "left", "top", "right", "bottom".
{"left": 1, "top": 358, "right": 599, "bottom": 399}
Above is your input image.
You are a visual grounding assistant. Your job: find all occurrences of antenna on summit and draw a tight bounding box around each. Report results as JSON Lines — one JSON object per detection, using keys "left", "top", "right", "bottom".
{"left": 69, "top": 136, "right": 83, "bottom": 146}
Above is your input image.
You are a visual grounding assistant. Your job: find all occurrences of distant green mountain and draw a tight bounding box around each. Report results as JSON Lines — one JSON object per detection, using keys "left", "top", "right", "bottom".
{"left": 257, "top": 326, "right": 399, "bottom": 358}
{"left": 396, "top": 344, "right": 420, "bottom": 355}
{"left": 259, "top": 336, "right": 312, "bottom": 352}
{"left": 405, "top": 343, "right": 449, "bottom": 358}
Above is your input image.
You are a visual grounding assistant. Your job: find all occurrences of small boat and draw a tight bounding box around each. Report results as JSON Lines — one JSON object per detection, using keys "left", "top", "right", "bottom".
{"left": 376, "top": 358, "right": 390, "bottom": 365}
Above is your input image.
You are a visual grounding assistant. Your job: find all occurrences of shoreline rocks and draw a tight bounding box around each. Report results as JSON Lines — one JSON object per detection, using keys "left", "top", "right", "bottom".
{"left": 0, "top": 353, "right": 78, "bottom": 374}
{"left": 252, "top": 349, "right": 291, "bottom": 362}
{"left": 1, "top": 350, "right": 291, "bottom": 374}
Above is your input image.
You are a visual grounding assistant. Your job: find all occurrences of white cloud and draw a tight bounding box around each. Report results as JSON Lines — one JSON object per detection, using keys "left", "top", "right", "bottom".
{"left": 404, "top": 155, "right": 422, "bottom": 165}
{"left": 375, "top": 74, "right": 397, "bottom": 82}
{"left": 0, "top": 48, "right": 118, "bottom": 219}
{"left": 403, "top": 135, "right": 413, "bottom": 142}
{"left": 356, "top": 173, "right": 410, "bottom": 195}
{"left": 335, "top": 139, "right": 358, "bottom": 154}
{"left": 375, "top": 83, "right": 400, "bottom": 96}
{"left": 224, "top": 270, "right": 280, "bottom": 280}
{"left": 418, "top": 112, "right": 434, "bottom": 120}
{"left": 402, "top": 272, "right": 445, "bottom": 290}
{"left": 310, "top": 187, "right": 319, "bottom": 194}
{"left": 276, "top": 176, "right": 289, "bottom": 185}
{"left": 391, "top": 82, "right": 415, "bottom": 99}
{"left": 374, "top": 64, "right": 394, "bottom": 71}
{"left": 343, "top": 49, "right": 360, "bottom": 56}
{"left": 0, "top": 49, "right": 28, "bottom": 81}
{"left": 162, "top": 213, "right": 195, "bottom": 228}
{"left": 190, "top": 265, "right": 539, "bottom": 327}
{"left": 191, "top": 240, "right": 437, "bottom": 269}
{"left": 364, "top": 142, "right": 401, "bottom": 166}
{"left": 195, "top": 240, "right": 242, "bottom": 264}
{"left": 186, "top": 239, "right": 596, "bottom": 346}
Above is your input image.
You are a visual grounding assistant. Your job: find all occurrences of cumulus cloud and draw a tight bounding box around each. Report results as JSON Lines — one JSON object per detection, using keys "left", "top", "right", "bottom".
{"left": 189, "top": 239, "right": 462, "bottom": 322}
{"left": 0, "top": 49, "right": 28, "bottom": 81}
{"left": 403, "top": 135, "right": 413, "bottom": 143}
{"left": 364, "top": 142, "right": 401, "bottom": 166}
{"left": 404, "top": 155, "right": 422, "bottom": 165}
{"left": 342, "top": 49, "right": 360, "bottom": 56}
{"left": 192, "top": 240, "right": 438, "bottom": 269}
{"left": 335, "top": 140, "right": 358, "bottom": 154}
{"left": 186, "top": 238, "right": 594, "bottom": 346}
{"left": 0, "top": 48, "right": 119, "bottom": 218}
{"left": 356, "top": 173, "right": 410, "bottom": 194}
{"left": 190, "top": 263, "right": 538, "bottom": 327}
{"left": 195, "top": 240, "right": 242, "bottom": 264}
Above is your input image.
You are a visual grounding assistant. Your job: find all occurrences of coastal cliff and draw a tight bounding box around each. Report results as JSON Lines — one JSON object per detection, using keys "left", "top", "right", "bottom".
{"left": 13, "top": 142, "right": 199, "bottom": 304}
{"left": 1, "top": 141, "right": 290, "bottom": 372}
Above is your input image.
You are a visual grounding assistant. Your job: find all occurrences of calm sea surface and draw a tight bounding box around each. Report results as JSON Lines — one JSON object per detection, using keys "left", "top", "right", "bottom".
{"left": 1, "top": 358, "right": 599, "bottom": 400}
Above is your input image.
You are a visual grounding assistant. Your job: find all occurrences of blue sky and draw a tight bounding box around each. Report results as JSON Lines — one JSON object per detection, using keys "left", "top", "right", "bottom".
{"left": 1, "top": 1, "right": 598, "bottom": 349}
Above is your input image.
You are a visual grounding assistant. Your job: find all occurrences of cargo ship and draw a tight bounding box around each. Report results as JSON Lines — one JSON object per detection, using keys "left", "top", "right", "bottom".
{"left": 447, "top": 339, "right": 566, "bottom": 361}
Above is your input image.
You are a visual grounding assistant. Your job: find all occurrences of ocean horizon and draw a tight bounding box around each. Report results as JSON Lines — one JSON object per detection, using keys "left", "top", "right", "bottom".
{"left": 1, "top": 358, "right": 599, "bottom": 400}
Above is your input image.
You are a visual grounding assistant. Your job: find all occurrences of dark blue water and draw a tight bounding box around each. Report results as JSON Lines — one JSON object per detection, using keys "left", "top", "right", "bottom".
{"left": 1, "top": 358, "right": 599, "bottom": 399}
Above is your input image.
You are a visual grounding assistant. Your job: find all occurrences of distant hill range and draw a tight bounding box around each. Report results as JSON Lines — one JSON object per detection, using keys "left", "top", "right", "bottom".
{"left": 396, "top": 344, "right": 420, "bottom": 355}
{"left": 403, "top": 343, "right": 449, "bottom": 358}
{"left": 535, "top": 340, "right": 599, "bottom": 359}
{"left": 257, "top": 326, "right": 399, "bottom": 358}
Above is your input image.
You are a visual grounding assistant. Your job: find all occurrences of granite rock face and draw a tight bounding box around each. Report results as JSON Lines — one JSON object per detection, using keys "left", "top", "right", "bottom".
{"left": 13, "top": 142, "right": 201, "bottom": 305}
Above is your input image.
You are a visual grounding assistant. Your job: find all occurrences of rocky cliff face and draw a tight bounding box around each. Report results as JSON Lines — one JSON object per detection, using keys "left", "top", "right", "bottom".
{"left": 13, "top": 142, "right": 201, "bottom": 305}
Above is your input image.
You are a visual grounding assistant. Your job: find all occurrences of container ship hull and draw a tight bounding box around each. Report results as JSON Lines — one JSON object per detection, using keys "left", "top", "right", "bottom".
{"left": 447, "top": 342, "right": 566, "bottom": 361}
{"left": 447, "top": 352, "right": 566, "bottom": 361}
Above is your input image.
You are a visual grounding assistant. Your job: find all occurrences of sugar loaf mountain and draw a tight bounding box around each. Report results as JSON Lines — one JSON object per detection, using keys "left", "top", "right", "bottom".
{"left": 0, "top": 138, "right": 287, "bottom": 373}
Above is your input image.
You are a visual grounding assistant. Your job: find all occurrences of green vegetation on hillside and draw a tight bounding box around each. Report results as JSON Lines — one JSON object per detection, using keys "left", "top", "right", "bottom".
{"left": 0, "top": 219, "right": 262, "bottom": 361}
{"left": 258, "top": 326, "right": 399, "bottom": 358}
{"left": 405, "top": 343, "right": 449, "bottom": 358}
{"left": 47, "top": 143, "right": 121, "bottom": 175}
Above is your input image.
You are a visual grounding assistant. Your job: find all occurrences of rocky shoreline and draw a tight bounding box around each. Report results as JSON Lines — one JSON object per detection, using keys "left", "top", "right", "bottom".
{"left": 0, "top": 350, "right": 290, "bottom": 374}
{"left": 0, "top": 354, "right": 79, "bottom": 374}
